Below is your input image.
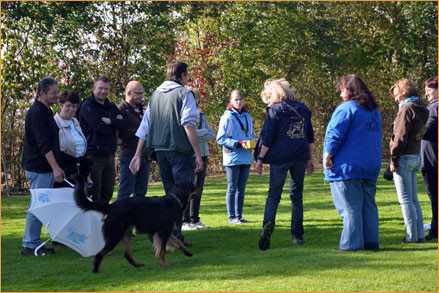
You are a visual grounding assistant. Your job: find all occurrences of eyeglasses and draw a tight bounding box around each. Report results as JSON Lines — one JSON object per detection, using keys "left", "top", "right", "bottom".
{"left": 132, "top": 91, "right": 145, "bottom": 97}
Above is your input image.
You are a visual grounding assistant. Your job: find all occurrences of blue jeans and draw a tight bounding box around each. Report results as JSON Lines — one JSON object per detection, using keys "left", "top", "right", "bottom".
{"left": 225, "top": 165, "right": 250, "bottom": 220}
{"left": 262, "top": 160, "right": 307, "bottom": 239}
{"left": 23, "top": 171, "right": 54, "bottom": 249}
{"left": 117, "top": 156, "right": 150, "bottom": 200}
{"left": 156, "top": 151, "right": 195, "bottom": 241}
{"left": 394, "top": 154, "right": 424, "bottom": 242}
{"left": 330, "top": 179, "right": 379, "bottom": 250}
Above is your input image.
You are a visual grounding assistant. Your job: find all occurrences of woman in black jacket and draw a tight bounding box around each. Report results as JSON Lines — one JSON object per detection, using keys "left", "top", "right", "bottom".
{"left": 255, "top": 79, "right": 315, "bottom": 250}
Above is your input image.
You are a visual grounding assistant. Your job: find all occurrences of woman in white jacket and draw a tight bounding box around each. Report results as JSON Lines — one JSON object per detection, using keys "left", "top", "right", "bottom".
{"left": 53, "top": 90, "right": 89, "bottom": 188}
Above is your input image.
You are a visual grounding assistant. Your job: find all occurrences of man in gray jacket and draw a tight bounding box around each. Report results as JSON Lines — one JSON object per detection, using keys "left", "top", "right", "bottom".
{"left": 130, "top": 62, "right": 203, "bottom": 246}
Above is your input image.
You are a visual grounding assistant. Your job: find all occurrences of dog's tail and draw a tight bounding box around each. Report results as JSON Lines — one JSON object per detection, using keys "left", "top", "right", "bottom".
{"left": 71, "top": 174, "right": 110, "bottom": 214}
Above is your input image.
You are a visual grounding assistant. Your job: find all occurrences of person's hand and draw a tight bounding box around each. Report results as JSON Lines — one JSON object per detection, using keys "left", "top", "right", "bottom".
{"left": 241, "top": 140, "right": 251, "bottom": 150}
{"left": 255, "top": 159, "right": 263, "bottom": 175}
{"left": 323, "top": 152, "right": 334, "bottom": 170}
{"left": 194, "top": 155, "right": 204, "bottom": 173}
{"left": 306, "top": 160, "right": 315, "bottom": 175}
{"left": 324, "top": 158, "right": 333, "bottom": 170}
{"left": 53, "top": 167, "right": 65, "bottom": 183}
{"left": 390, "top": 162, "right": 397, "bottom": 172}
{"left": 116, "top": 114, "right": 123, "bottom": 120}
{"left": 101, "top": 117, "right": 111, "bottom": 125}
{"left": 129, "top": 155, "right": 141, "bottom": 174}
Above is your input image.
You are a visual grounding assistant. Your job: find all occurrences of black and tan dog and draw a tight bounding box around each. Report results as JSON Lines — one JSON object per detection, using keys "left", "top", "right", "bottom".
{"left": 72, "top": 174, "right": 198, "bottom": 273}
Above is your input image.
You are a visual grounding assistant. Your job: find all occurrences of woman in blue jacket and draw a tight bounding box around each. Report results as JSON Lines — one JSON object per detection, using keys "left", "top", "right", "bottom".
{"left": 255, "top": 79, "right": 315, "bottom": 250}
{"left": 323, "top": 75, "right": 382, "bottom": 251}
{"left": 217, "top": 90, "right": 255, "bottom": 224}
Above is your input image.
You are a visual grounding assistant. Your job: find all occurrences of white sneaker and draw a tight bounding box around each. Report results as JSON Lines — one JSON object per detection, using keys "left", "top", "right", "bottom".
{"left": 229, "top": 218, "right": 242, "bottom": 224}
{"left": 194, "top": 221, "right": 210, "bottom": 230}
{"left": 182, "top": 223, "right": 197, "bottom": 231}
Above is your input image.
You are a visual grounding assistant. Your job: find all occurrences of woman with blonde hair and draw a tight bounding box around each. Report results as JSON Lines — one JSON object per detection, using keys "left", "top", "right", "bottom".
{"left": 256, "top": 79, "right": 315, "bottom": 250}
{"left": 389, "top": 78, "right": 429, "bottom": 243}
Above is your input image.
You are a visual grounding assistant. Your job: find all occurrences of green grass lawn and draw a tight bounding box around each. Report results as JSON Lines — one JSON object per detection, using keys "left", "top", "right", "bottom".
{"left": 1, "top": 168, "right": 437, "bottom": 292}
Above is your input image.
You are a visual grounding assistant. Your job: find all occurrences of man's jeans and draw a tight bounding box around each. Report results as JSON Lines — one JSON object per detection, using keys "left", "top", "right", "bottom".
{"left": 330, "top": 179, "right": 379, "bottom": 250}
{"left": 156, "top": 151, "right": 195, "bottom": 240}
{"left": 117, "top": 156, "right": 150, "bottom": 200}
{"left": 88, "top": 154, "right": 116, "bottom": 203}
{"left": 225, "top": 165, "right": 250, "bottom": 220}
{"left": 22, "top": 171, "right": 54, "bottom": 249}
{"left": 183, "top": 156, "right": 208, "bottom": 223}
{"left": 394, "top": 154, "right": 424, "bottom": 242}
{"left": 262, "top": 160, "right": 307, "bottom": 239}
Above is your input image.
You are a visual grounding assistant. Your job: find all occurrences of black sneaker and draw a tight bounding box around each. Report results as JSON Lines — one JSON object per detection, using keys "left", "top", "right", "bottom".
{"left": 21, "top": 247, "right": 35, "bottom": 256}
{"left": 259, "top": 222, "right": 275, "bottom": 251}
{"left": 426, "top": 233, "right": 438, "bottom": 241}
{"left": 21, "top": 246, "right": 55, "bottom": 256}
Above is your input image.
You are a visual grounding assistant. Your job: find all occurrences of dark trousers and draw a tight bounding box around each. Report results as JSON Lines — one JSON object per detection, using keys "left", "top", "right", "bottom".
{"left": 156, "top": 151, "right": 195, "bottom": 241}
{"left": 423, "top": 171, "right": 438, "bottom": 237}
{"left": 117, "top": 155, "right": 150, "bottom": 200}
{"left": 183, "top": 156, "right": 208, "bottom": 223}
{"left": 87, "top": 154, "right": 116, "bottom": 203}
{"left": 263, "top": 160, "right": 307, "bottom": 239}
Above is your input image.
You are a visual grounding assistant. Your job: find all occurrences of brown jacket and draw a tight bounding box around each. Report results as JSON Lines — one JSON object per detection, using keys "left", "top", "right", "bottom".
{"left": 117, "top": 100, "right": 145, "bottom": 157}
{"left": 390, "top": 100, "right": 429, "bottom": 167}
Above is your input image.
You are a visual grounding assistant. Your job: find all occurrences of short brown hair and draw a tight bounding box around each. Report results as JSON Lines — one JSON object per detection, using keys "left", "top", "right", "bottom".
{"left": 390, "top": 78, "right": 419, "bottom": 99}
{"left": 425, "top": 76, "right": 438, "bottom": 89}
{"left": 166, "top": 62, "right": 188, "bottom": 83}
{"left": 59, "top": 89, "right": 80, "bottom": 105}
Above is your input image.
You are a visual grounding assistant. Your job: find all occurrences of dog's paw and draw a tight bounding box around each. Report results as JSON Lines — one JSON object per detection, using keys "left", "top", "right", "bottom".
{"left": 184, "top": 250, "right": 193, "bottom": 257}
{"left": 161, "top": 263, "right": 171, "bottom": 267}
{"left": 134, "top": 263, "right": 145, "bottom": 267}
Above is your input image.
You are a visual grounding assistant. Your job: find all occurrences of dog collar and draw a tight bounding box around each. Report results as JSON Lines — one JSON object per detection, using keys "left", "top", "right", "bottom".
{"left": 170, "top": 193, "right": 183, "bottom": 208}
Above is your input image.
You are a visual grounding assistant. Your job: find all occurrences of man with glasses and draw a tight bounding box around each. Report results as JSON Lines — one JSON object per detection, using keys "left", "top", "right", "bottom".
{"left": 116, "top": 81, "right": 150, "bottom": 200}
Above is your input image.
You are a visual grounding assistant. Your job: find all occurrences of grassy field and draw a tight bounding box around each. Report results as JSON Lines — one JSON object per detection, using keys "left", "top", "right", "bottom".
{"left": 1, "top": 168, "right": 437, "bottom": 292}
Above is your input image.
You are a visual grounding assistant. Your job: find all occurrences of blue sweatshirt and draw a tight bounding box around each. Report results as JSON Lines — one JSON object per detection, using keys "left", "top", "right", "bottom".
{"left": 324, "top": 101, "right": 382, "bottom": 181}
{"left": 216, "top": 108, "right": 254, "bottom": 166}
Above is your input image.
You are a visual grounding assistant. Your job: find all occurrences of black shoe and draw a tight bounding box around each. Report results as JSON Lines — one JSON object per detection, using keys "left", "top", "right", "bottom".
{"left": 21, "top": 246, "right": 55, "bottom": 256}
{"left": 52, "top": 241, "right": 66, "bottom": 248}
{"left": 426, "top": 233, "right": 438, "bottom": 241}
{"left": 21, "top": 247, "right": 35, "bottom": 256}
{"left": 259, "top": 222, "right": 275, "bottom": 251}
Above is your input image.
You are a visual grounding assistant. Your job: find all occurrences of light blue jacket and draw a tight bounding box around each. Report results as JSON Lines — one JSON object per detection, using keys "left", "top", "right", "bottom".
{"left": 216, "top": 108, "right": 254, "bottom": 166}
{"left": 324, "top": 101, "right": 382, "bottom": 181}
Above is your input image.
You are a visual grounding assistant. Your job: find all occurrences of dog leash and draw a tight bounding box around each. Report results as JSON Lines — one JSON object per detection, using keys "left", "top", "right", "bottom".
{"left": 170, "top": 193, "right": 183, "bottom": 208}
